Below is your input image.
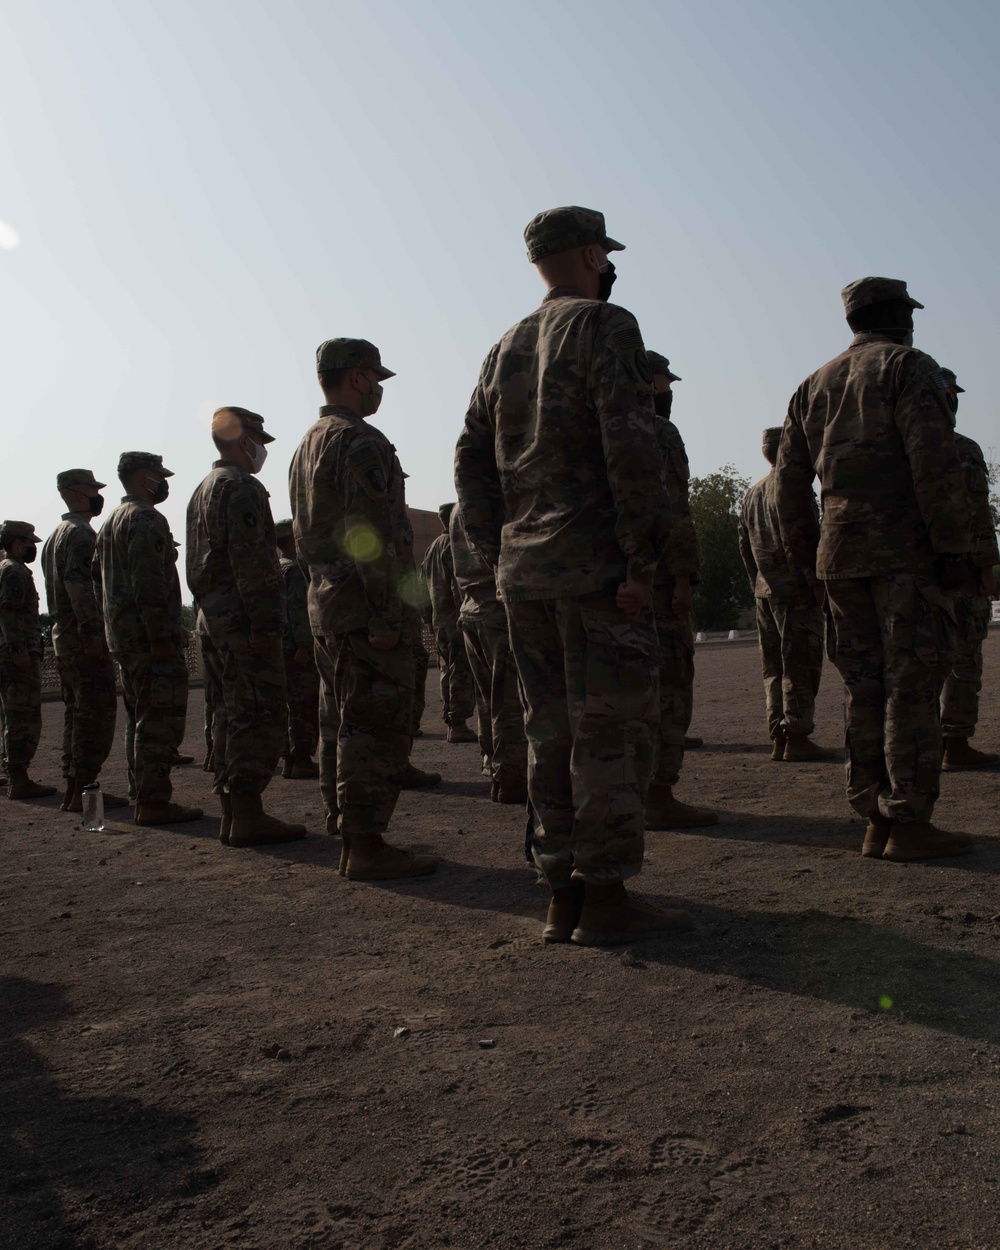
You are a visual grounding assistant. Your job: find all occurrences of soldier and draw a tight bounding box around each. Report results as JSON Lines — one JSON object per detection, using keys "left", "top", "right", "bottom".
{"left": 739, "top": 427, "right": 828, "bottom": 762}
{"left": 776, "top": 277, "right": 971, "bottom": 862}
{"left": 41, "top": 470, "right": 129, "bottom": 812}
{"left": 275, "top": 519, "right": 320, "bottom": 779}
{"left": 455, "top": 205, "right": 690, "bottom": 945}
{"left": 421, "top": 504, "right": 477, "bottom": 743}
{"left": 92, "top": 453, "right": 201, "bottom": 825}
{"left": 644, "top": 352, "right": 716, "bottom": 828}
{"left": 938, "top": 371, "right": 1000, "bottom": 770}
{"left": 186, "top": 409, "right": 306, "bottom": 848}
{"left": 289, "top": 338, "right": 438, "bottom": 881}
{"left": 450, "top": 502, "right": 528, "bottom": 803}
{"left": 0, "top": 520, "right": 56, "bottom": 799}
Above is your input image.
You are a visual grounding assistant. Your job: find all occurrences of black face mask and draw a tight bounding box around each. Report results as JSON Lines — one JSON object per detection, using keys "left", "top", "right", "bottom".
{"left": 653, "top": 391, "right": 674, "bottom": 418}
{"left": 596, "top": 261, "right": 617, "bottom": 303}
{"left": 151, "top": 480, "right": 169, "bottom": 505}
{"left": 22, "top": 544, "right": 37, "bottom": 564}
{"left": 89, "top": 495, "right": 104, "bottom": 516}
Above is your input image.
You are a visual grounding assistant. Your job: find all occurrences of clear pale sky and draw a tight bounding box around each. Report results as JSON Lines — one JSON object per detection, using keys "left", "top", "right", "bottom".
{"left": 2, "top": 0, "right": 998, "bottom": 597}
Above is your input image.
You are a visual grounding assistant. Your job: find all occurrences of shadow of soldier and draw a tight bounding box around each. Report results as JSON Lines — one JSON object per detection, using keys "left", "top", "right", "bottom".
{"left": 0, "top": 977, "right": 203, "bottom": 1250}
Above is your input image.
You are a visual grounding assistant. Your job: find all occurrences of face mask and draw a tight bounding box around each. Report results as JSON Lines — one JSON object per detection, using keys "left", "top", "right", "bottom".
{"left": 360, "top": 374, "right": 383, "bottom": 417}
{"left": 244, "top": 437, "right": 268, "bottom": 474}
{"left": 88, "top": 495, "right": 104, "bottom": 516}
{"left": 653, "top": 391, "right": 673, "bottom": 418}
{"left": 596, "top": 261, "right": 617, "bottom": 303}
{"left": 22, "top": 544, "right": 37, "bottom": 564}
{"left": 146, "top": 475, "right": 169, "bottom": 504}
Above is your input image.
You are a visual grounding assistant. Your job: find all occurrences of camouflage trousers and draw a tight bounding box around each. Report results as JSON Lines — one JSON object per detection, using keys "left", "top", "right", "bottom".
{"left": 283, "top": 648, "right": 320, "bottom": 758}
{"left": 434, "top": 626, "right": 476, "bottom": 726}
{"left": 651, "top": 588, "right": 694, "bottom": 787}
{"left": 201, "top": 630, "right": 285, "bottom": 796}
{"left": 314, "top": 630, "right": 414, "bottom": 838}
{"left": 940, "top": 594, "right": 990, "bottom": 738}
{"left": 755, "top": 594, "right": 824, "bottom": 739}
{"left": 825, "top": 573, "right": 957, "bottom": 823}
{"left": 507, "top": 590, "right": 658, "bottom": 889}
{"left": 460, "top": 606, "right": 527, "bottom": 789}
{"left": 118, "top": 649, "right": 188, "bottom": 805}
{"left": 0, "top": 654, "right": 42, "bottom": 768}
{"left": 411, "top": 637, "right": 429, "bottom": 736}
{"left": 56, "top": 651, "right": 118, "bottom": 781}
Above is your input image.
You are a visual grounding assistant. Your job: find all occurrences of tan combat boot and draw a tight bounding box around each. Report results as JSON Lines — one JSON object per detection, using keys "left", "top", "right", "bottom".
{"left": 446, "top": 721, "right": 478, "bottom": 744}
{"left": 942, "top": 736, "right": 1000, "bottom": 770}
{"left": 882, "top": 821, "right": 973, "bottom": 863}
{"left": 401, "top": 762, "right": 441, "bottom": 789}
{"left": 684, "top": 735, "right": 703, "bottom": 749}
{"left": 770, "top": 731, "right": 786, "bottom": 762}
{"left": 571, "top": 881, "right": 693, "bottom": 947}
{"left": 344, "top": 832, "right": 437, "bottom": 881}
{"left": 7, "top": 768, "right": 57, "bottom": 800}
{"left": 134, "top": 799, "right": 204, "bottom": 825}
{"left": 171, "top": 750, "right": 195, "bottom": 766}
{"left": 218, "top": 791, "right": 233, "bottom": 845}
{"left": 228, "top": 791, "right": 306, "bottom": 847}
{"left": 783, "top": 735, "right": 830, "bottom": 762}
{"left": 645, "top": 785, "right": 718, "bottom": 830}
{"left": 543, "top": 881, "right": 585, "bottom": 943}
{"left": 283, "top": 752, "right": 319, "bottom": 779}
{"left": 861, "top": 812, "right": 893, "bottom": 859}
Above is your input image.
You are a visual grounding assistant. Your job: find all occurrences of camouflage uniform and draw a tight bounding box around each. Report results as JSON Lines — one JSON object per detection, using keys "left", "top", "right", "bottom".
{"left": 279, "top": 552, "right": 320, "bottom": 759}
{"left": 186, "top": 438, "right": 286, "bottom": 798}
{"left": 41, "top": 479, "right": 118, "bottom": 785}
{"left": 0, "top": 524, "right": 44, "bottom": 768}
{"left": 92, "top": 459, "right": 188, "bottom": 806}
{"left": 421, "top": 528, "right": 475, "bottom": 727}
{"left": 195, "top": 608, "right": 216, "bottom": 759}
{"left": 450, "top": 505, "right": 527, "bottom": 792}
{"left": 411, "top": 631, "right": 430, "bottom": 737}
{"left": 940, "top": 431, "right": 1000, "bottom": 738}
{"left": 455, "top": 216, "right": 670, "bottom": 889}
{"left": 775, "top": 279, "right": 970, "bottom": 824}
{"left": 739, "top": 452, "right": 823, "bottom": 742}
{"left": 289, "top": 342, "right": 417, "bottom": 840}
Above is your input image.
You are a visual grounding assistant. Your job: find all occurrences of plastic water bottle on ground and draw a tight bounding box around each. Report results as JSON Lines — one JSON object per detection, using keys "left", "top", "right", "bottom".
{"left": 81, "top": 783, "right": 105, "bottom": 832}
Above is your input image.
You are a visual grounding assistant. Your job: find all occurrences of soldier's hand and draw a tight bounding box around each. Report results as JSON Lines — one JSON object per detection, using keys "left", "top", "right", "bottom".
{"left": 293, "top": 645, "right": 311, "bottom": 669}
{"left": 672, "top": 574, "right": 693, "bottom": 616}
{"left": 149, "top": 638, "right": 176, "bottom": 662}
{"left": 812, "top": 583, "right": 825, "bottom": 608}
{"left": 369, "top": 628, "right": 400, "bottom": 651}
{"left": 616, "top": 580, "right": 652, "bottom": 616}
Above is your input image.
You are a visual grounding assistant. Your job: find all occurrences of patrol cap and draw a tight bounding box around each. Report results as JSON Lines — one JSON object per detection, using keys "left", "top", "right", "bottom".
{"left": 762, "top": 426, "right": 783, "bottom": 447}
{"left": 212, "top": 406, "right": 275, "bottom": 444}
{"left": 316, "top": 338, "right": 395, "bottom": 380}
{"left": 0, "top": 519, "right": 42, "bottom": 545}
{"left": 841, "top": 277, "right": 924, "bottom": 316}
{"left": 117, "top": 451, "right": 174, "bottom": 478}
{"left": 646, "top": 351, "right": 681, "bottom": 382}
{"left": 438, "top": 502, "right": 456, "bottom": 524}
{"left": 941, "top": 368, "right": 965, "bottom": 393}
{"left": 523, "top": 206, "right": 625, "bottom": 263}
{"left": 274, "top": 518, "right": 294, "bottom": 541}
{"left": 57, "top": 468, "right": 107, "bottom": 492}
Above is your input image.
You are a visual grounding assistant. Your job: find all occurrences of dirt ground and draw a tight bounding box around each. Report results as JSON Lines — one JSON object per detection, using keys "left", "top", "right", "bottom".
{"left": 3, "top": 634, "right": 1000, "bottom": 1250}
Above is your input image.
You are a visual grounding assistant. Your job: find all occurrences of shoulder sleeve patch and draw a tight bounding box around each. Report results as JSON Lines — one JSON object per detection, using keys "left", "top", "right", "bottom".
{"left": 929, "top": 370, "right": 950, "bottom": 390}
{"left": 601, "top": 308, "right": 651, "bottom": 383}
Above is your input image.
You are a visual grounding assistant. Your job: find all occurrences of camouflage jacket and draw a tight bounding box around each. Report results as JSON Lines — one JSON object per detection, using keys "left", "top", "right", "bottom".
{"left": 454, "top": 287, "right": 671, "bottom": 601}
{"left": 421, "top": 532, "right": 461, "bottom": 635}
{"left": 41, "top": 513, "right": 106, "bottom": 658}
{"left": 654, "top": 416, "right": 700, "bottom": 585}
{"left": 738, "top": 472, "right": 816, "bottom": 598}
{"left": 186, "top": 463, "right": 282, "bottom": 640}
{"left": 955, "top": 433, "right": 999, "bottom": 574}
{"left": 279, "top": 555, "right": 312, "bottom": 652}
{"left": 449, "top": 507, "right": 500, "bottom": 622}
{"left": 288, "top": 405, "right": 414, "bottom": 638}
{"left": 92, "top": 497, "right": 184, "bottom": 653}
{"left": 0, "top": 557, "right": 42, "bottom": 659}
{"left": 775, "top": 333, "right": 970, "bottom": 580}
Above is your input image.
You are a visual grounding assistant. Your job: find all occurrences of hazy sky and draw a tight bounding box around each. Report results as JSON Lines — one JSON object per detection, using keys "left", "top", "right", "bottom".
{"left": 2, "top": 0, "right": 999, "bottom": 596}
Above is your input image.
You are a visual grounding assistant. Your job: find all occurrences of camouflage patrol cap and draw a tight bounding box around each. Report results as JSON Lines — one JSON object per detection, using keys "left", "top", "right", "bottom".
{"left": 646, "top": 351, "right": 681, "bottom": 382}
{"left": 438, "top": 502, "right": 456, "bottom": 524}
{"left": 0, "top": 519, "right": 42, "bottom": 545}
{"left": 274, "top": 519, "right": 294, "bottom": 541}
{"left": 841, "top": 277, "right": 924, "bottom": 316}
{"left": 56, "top": 468, "right": 107, "bottom": 492}
{"left": 762, "top": 427, "right": 783, "bottom": 447}
{"left": 212, "top": 406, "right": 275, "bottom": 444}
{"left": 117, "top": 451, "right": 174, "bottom": 478}
{"left": 523, "top": 206, "right": 625, "bottom": 263}
{"left": 316, "top": 338, "right": 395, "bottom": 380}
{"left": 941, "top": 368, "right": 965, "bottom": 393}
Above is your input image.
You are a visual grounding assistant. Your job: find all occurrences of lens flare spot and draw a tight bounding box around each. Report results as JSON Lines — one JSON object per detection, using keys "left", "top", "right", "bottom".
{"left": 878, "top": 995, "right": 893, "bottom": 1011}
{"left": 344, "top": 525, "right": 382, "bottom": 563}
{"left": 399, "top": 569, "right": 427, "bottom": 608}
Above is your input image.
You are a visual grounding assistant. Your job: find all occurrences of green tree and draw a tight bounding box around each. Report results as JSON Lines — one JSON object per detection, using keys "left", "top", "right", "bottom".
{"left": 180, "top": 602, "right": 197, "bottom": 631}
{"left": 689, "top": 464, "right": 754, "bottom": 631}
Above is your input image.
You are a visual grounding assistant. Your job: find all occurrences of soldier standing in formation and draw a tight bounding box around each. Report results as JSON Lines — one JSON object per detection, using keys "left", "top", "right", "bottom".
{"left": 41, "top": 470, "right": 128, "bottom": 812}
{"left": 0, "top": 521, "right": 56, "bottom": 799}
{"left": 449, "top": 501, "right": 527, "bottom": 803}
{"left": 739, "top": 428, "right": 828, "bottom": 762}
{"left": 186, "top": 408, "right": 305, "bottom": 848}
{"left": 938, "top": 370, "right": 1000, "bottom": 770}
{"left": 776, "top": 277, "right": 972, "bottom": 862}
{"left": 643, "top": 352, "right": 717, "bottom": 829}
{"left": 275, "top": 519, "right": 321, "bottom": 778}
{"left": 456, "top": 205, "right": 690, "bottom": 945}
{"left": 289, "top": 338, "right": 437, "bottom": 880}
{"left": 421, "top": 504, "right": 478, "bottom": 744}
{"left": 93, "top": 453, "right": 201, "bottom": 825}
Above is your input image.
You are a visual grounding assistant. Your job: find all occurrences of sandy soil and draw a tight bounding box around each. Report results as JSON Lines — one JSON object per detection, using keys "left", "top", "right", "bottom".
{"left": 3, "top": 635, "right": 1000, "bottom": 1250}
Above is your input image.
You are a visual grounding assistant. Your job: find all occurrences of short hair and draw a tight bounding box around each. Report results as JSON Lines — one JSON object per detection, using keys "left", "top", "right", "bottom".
{"left": 846, "top": 300, "right": 914, "bottom": 334}
{"left": 318, "top": 366, "right": 353, "bottom": 391}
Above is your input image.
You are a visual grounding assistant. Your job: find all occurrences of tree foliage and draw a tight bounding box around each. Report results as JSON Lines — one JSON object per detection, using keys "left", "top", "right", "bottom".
{"left": 689, "top": 464, "right": 754, "bottom": 631}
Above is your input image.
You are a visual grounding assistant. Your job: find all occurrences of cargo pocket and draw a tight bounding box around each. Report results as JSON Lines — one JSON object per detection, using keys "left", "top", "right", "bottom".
{"left": 579, "top": 606, "right": 657, "bottom": 725}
